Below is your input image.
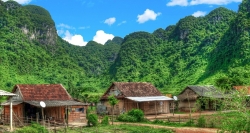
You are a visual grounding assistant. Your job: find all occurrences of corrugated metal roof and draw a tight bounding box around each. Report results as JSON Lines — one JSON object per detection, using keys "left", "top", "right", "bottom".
{"left": 9, "top": 100, "right": 88, "bottom": 107}
{"left": 0, "top": 90, "right": 16, "bottom": 96}
{"left": 1, "top": 101, "right": 22, "bottom": 106}
{"left": 126, "top": 96, "right": 173, "bottom": 102}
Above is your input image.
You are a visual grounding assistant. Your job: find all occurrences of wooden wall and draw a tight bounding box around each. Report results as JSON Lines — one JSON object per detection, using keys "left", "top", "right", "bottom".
{"left": 4, "top": 104, "right": 88, "bottom": 124}
{"left": 103, "top": 99, "right": 170, "bottom": 115}
{"left": 4, "top": 104, "right": 24, "bottom": 122}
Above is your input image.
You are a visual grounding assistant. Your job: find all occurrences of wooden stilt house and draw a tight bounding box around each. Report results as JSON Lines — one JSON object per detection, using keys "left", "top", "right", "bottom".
{"left": 99, "top": 82, "right": 173, "bottom": 115}
{"left": 2, "top": 84, "right": 88, "bottom": 124}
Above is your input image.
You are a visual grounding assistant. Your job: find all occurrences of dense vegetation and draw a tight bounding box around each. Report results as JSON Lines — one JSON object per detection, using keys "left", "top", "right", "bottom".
{"left": 0, "top": 0, "right": 250, "bottom": 97}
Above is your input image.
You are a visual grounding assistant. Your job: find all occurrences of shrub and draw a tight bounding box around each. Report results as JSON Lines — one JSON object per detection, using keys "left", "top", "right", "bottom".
{"left": 87, "top": 114, "right": 98, "bottom": 126}
{"left": 197, "top": 115, "right": 206, "bottom": 127}
{"left": 101, "top": 116, "right": 109, "bottom": 125}
{"left": 14, "top": 122, "right": 48, "bottom": 133}
{"left": 127, "top": 109, "right": 144, "bottom": 122}
{"left": 185, "top": 119, "right": 194, "bottom": 126}
{"left": 117, "top": 113, "right": 137, "bottom": 122}
{"left": 117, "top": 109, "right": 145, "bottom": 122}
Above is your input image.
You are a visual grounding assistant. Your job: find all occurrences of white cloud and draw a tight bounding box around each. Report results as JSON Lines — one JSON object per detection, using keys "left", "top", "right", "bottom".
{"left": 137, "top": 9, "right": 161, "bottom": 24}
{"left": 63, "top": 30, "right": 88, "bottom": 46}
{"left": 118, "top": 21, "right": 127, "bottom": 26}
{"left": 192, "top": 11, "right": 206, "bottom": 17}
{"left": 104, "top": 17, "right": 116, "bottom": 26}
{"left": 2, "top": 0, "right": 31, "bottom": 4}
{"left": 166, "top": 0, "right": 241, "bottom": 6}
{"left": 167, "top": 0, "right": 188, "bottom": 6}
{"left": 190, "top": 0, "right": 242, "bottom": 5}
{"left": 93, "top": 30, "right": 114, "bottom": 45}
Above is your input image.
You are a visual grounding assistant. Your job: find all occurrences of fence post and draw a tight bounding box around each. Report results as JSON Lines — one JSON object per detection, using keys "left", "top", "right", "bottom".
{"left": 179, "top": 115, "right": 180, "bottom": 124}
{"left": 54, "top": 120, "right": 56, "bottom": 133}
{"left": 64, "top": 119, "right": 67, "bottom": 133}
{"left": 48, "top": 119, "right": 50, "bottom": 130}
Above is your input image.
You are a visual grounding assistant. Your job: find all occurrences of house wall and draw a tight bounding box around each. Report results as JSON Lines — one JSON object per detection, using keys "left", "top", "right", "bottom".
{"left": 178, "top": 100, "right": 197, "bottom": 112}
{"left": 102, "top": 99, "right": 170, "bottom": 115}
{"left": 68, "top": 105, "right": 87, "bottom": 123}
{"left": 4, "top": 104, "right": 24, "bottom": 122}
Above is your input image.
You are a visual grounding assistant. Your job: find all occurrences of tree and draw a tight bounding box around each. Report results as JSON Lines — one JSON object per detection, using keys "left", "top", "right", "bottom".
{"left": 108, "top": 95, "right": 119, "bottom": 125}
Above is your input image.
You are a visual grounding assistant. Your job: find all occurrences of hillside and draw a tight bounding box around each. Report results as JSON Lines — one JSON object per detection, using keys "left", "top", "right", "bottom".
{"left": 0, "top": 0, "right": 250, "bottom": 97}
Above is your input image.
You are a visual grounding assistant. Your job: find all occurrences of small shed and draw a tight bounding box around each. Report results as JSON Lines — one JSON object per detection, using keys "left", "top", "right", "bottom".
{"left": 100, "top": 82, "right": 173, "bottom": 115}
{"left": 2, "top": 84, "right": 88, "bottom": 124}
{"left": 178, "top": 85, "right": 224, "bottom": 112}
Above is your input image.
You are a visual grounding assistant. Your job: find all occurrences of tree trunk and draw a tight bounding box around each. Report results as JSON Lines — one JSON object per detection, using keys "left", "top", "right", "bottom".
{"left": 112, "top": 106, "right": 114, "bottom": 125}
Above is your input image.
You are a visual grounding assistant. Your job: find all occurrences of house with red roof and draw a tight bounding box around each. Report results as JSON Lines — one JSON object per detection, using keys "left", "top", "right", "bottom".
{"left": 2, "top": 84, "right": 88, "bottom": 124}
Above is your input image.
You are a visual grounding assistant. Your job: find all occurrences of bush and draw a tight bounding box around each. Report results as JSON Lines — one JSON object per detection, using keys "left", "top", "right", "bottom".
{"left": 101, "top": 116, "right": 109, "bottom": 125}
{"left": 127, "top": 109, "right": 145, "bottom": 122}
{"left": 87, "top": 114, "right": 98, "bottom": 126}
{"left": 185, "top": 119, "right": 194, "bottom": 126}
{"left": 197, "top": 115, "right": 206, "bottom": 127}
{"left": 14, "top": 122, "right": 48, "bottom": 133}
{"left": 117, "top": 109, "right": 145, "bottom": 122}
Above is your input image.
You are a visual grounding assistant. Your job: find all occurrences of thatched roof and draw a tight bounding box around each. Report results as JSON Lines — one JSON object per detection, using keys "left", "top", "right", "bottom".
{"left": 178, "top": 85, "right": 224, "bottom": 100}
{"left": 101, "top": 82, "right": 163, "bottom": 99}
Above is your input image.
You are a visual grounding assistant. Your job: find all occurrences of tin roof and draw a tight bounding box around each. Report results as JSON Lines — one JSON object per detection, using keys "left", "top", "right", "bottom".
{"left": 178, "top": 85, "right": 225, "bottom": 100}
{"left": 24, "top": 100, "right": 87, "bottom": 107}
{"left": 126, "top": 96, "right": 173, "bottom": 102}
{"left": 13, "top": 84, "right": 72, "bottom": 101}
{"left": 0, "top": 90, "right": 16, "bottom": 96}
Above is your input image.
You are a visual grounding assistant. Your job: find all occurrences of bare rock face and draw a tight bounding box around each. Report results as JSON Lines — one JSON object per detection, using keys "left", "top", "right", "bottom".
{"left": 21, "top": 5, "right": 58, "bottom": 46}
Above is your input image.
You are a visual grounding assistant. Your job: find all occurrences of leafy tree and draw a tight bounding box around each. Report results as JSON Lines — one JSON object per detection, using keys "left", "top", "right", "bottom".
{"left": 108, "top": 95, "right": 119, "bottom": 125}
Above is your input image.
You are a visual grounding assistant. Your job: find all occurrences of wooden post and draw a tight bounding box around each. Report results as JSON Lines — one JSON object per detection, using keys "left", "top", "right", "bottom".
{"left": 137, "top": 102, "right": 139, "bottom": 109}
{"left": 36, "top": 112, "right": 39, "bottom": 123}
{"left": 10, "top": 98, "right": 13, "bottom": 131}
{"left": 42, "top": 108, "right": 45, "bottom": 127}
{"left": 179, "top": 115, "right": 180, "bottom": 124}
{"left": 66, "top": 106, "right": 69, "bottom": 127}
{"left": 173, "top": 101, "right": 175, "bottom": 116}
{"left": 154, "top": 101, "right": 157, "bottom": 118}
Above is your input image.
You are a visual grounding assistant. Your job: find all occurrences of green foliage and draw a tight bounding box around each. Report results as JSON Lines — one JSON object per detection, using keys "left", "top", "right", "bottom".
{"left": 185, "top": 119, "right": 195, "bottom": 126}
{"left": 14, "top": 122, "right": 48, "bottom": 133}
{"left": 196, "top": 115, "right": 206, "bottom": 128}
{"left": 101, "top": 116, "right": 109, "bottom": 125}
{"left": 127, "top": 109, "right": 145, "bottom": 122}
{"left": 108, "top": 95, "right": 119, "bottom": 106}
{"left": 87, "top": 114, "right": 98, "bottom": 127}
{"left": 1, "top": 0, "right": 250, "bottom": 99}
{"left": 117, "top": 109, "right": 145, "bottom": 122}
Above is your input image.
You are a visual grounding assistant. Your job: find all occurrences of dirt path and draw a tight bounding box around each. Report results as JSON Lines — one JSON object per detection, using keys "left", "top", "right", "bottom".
{"left": 113, "top": 122, "right": 219, "bottom": 133}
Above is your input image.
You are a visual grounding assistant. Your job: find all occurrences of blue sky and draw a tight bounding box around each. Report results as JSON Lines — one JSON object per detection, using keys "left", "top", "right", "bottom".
{"left": 4, "top": 0, "right": 242, "bottom": 46}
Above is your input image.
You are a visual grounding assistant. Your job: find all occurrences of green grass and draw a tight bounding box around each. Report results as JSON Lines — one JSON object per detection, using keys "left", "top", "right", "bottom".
{"left": 55, "top": 124, "right": 174, "bottom": 133}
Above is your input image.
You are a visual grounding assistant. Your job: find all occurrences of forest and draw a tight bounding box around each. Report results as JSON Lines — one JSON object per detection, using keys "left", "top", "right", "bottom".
{"left": 0, "top": 0, "right": 250, "bottom": 98}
